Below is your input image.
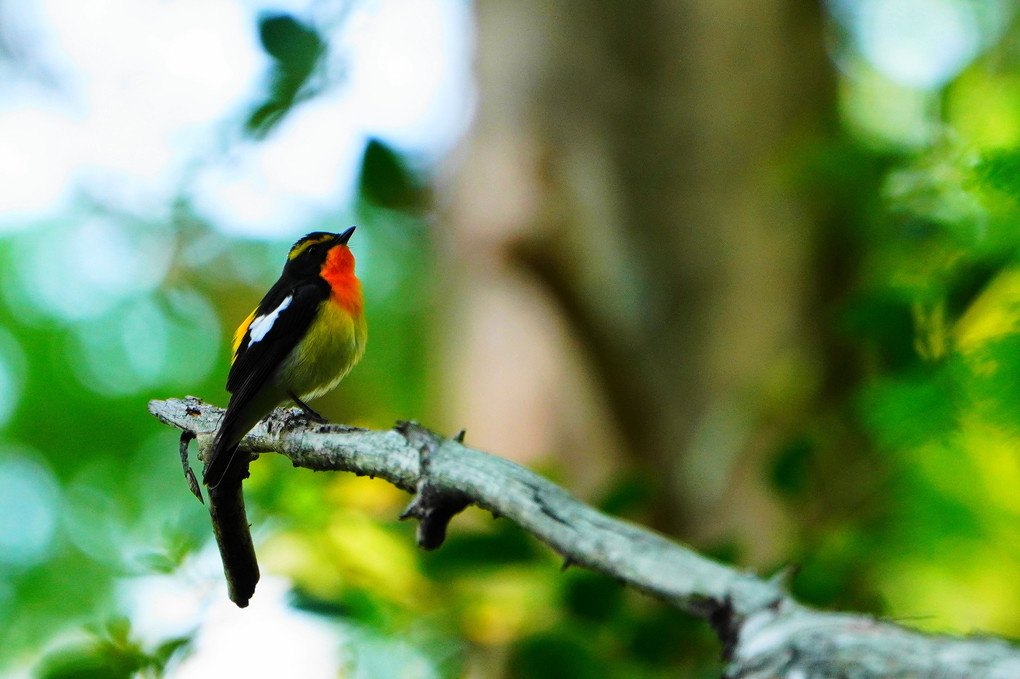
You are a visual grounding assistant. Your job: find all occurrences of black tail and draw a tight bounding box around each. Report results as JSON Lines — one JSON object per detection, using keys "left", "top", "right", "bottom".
{"left": 203, "top": 424, "right": 243, "bottom": 490}
{"left": 208, "top": 471, "right": 260, "bottom": 607}
{"left": 204, "top": 408, "right": 260, "bottom": 606}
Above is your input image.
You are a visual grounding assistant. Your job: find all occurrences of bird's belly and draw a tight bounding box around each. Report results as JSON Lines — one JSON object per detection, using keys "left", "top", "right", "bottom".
{"left": 276, "top": 300, "right": 366, "bottom": 401}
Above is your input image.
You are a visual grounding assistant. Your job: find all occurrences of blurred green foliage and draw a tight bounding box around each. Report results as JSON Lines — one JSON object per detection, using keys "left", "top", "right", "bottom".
{"left": 246, "top": 13, "right": 325, "bottom": 137}
{"left": 35, "top": 619, "right": 189, "bottom": 679}
{"left": 359, "top": 139, "right": 431, "bottom": 214}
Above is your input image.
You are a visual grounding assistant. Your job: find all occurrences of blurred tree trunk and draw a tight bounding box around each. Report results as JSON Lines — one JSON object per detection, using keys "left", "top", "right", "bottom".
{"left": 439, "top": 1, "right": 836, "bottom": 557}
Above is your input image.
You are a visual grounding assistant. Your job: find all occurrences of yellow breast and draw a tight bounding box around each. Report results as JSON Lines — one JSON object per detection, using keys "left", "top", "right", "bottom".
{"left": 278, "top": 299, "right": 367, "bottom": 400}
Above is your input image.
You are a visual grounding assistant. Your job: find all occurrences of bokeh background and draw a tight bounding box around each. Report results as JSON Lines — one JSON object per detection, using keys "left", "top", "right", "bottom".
{"left": 2, "top": 0, "right": 1020, "bottom": 677}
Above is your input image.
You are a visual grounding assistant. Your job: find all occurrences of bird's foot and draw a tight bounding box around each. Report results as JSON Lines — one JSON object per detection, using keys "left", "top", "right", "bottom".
{"left": 288, "top": 391, "right": 329, "bottom": 423}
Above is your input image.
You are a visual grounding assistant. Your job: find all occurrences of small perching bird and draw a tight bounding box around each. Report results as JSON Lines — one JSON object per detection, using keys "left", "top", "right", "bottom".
{"left": 204, "top": 227, "right": 367, "bottom": 606}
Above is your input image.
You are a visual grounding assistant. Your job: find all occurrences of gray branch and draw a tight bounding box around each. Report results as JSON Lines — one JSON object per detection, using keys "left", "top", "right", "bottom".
{"left": 149, "top": 397, "right": 1020, "bottom": 678}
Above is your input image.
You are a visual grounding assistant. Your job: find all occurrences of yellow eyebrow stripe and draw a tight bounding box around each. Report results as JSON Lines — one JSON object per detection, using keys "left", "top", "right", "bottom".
{"left": 231, "top": 308, "right": 257, "bottom": 362}
{"left": 288, "top": 234, "right": 334, "bottom": 260}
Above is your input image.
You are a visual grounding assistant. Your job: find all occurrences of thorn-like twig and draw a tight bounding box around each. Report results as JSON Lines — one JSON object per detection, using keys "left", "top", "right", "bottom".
{"left": 708, "top": 596, "right": 739, "bottom": 661}
{"left": 396, "top": 421, "right": 471, "bottom": 550}
{"left": 179, "top": 430, "right": 203, "bottom": 504}
{"left": 768, "top": 563, "right": 800, "bottom": 592}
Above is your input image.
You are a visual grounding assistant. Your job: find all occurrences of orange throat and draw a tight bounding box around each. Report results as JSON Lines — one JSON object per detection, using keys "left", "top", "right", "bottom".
{"left": 321, "top": 245, "right": 363, "bottom": 315}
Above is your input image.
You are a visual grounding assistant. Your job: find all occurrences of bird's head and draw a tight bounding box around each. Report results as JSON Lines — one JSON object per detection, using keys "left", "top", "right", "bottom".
{"left": 284, "top": 227, "right": 357, "bottom": 280}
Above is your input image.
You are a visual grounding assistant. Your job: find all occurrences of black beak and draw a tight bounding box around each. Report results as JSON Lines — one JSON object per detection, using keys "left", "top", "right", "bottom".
{"left": 336, "top": 226, "right": 356, "bottom": 245}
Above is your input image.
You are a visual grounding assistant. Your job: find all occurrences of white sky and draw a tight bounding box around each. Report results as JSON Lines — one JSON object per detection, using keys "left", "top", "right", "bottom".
{"left": 0, "top": 0, "right": 474, "bottom": 237}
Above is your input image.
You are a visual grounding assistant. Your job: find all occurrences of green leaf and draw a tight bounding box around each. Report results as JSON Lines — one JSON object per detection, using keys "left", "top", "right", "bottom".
{"left": 626, "top": 608, "right": 714, "bottom": 668}
{"left": 596, "top": 475, "right": 653, "bottom": 517}
{"left": 421, "top": 522, "right": 543, "bottom": 578}
{"left": 153, "top": 636, "right": 193, "bottom": 667}
{"left": 858, "top": 370, "right": 956, "bottom": 451}
{"left": 975, "top": 148, "right": 1020, "bottom": 198}
{"left": 562, "top": 572, "right": 624, "bottom": 624}
{"left": 245, "top": 13, "right": 324, "bottom": 138}
{"left": 358, "top": 139, "right": 429, "bottom": 212}
{"left": 34, "top": 644, "right": 144, "bottom": 679}
{"left": 770, "top": 437, "right": 813, "bottom": 496}
{"left": 841, "top": 292, "right": 920, "bottom": 373}
{"left": 508, "top": 632, "right": 605, "bottom": 679}
{"left": 290, "top": 586, "right": 393, "bottom": 630}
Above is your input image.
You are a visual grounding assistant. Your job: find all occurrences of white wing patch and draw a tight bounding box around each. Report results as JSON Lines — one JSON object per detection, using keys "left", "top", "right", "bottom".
{"left": 247, "top": 295, "right": 293, "bottom": 347}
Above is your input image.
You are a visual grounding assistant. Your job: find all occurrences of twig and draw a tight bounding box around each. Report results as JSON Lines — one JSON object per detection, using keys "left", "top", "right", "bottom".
{"left": 178, "top": 430, "right": 203, "bottom": 504}
{"left": 149, "top": 397, "right": 1020, "bottom": 678}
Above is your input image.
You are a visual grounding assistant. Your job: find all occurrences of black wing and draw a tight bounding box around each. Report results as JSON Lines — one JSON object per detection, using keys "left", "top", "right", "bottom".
{"left": 204, "top": 281, "right": 327, "bottom": 488}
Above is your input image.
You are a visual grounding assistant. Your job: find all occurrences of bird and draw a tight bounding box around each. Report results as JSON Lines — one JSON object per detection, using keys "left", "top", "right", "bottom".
{"left": 203, "top": 227, "right": 367, "bottom": 606}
